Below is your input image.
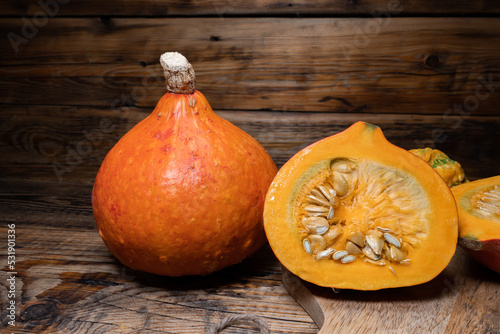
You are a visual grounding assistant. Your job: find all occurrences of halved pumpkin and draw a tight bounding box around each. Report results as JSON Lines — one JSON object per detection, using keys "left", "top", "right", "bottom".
{"left": 264, "top": 122, "right": 458, "bottom": 290}
{"left": 452, "top": 175, "right": 500, "bottom": 274}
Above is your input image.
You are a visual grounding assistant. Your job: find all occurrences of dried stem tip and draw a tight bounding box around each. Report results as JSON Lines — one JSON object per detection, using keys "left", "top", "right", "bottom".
{"left": 159, "top": 52, "right": 196, "bottom": 94}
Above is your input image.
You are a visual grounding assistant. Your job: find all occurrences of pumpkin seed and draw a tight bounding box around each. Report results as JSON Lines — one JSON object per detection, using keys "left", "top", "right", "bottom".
{"left": 341, "top": 255, "right": 356, "bottom": 263}
{"left": 323, "top": 225, "right": 343, "bottom": 246}
{"left": 316, "top": 225, "right": 329, "bottom": 235}
{"left": 475, "top": 186, "right": 500, "bottom": 219}
{"left": 314, "top": 247, "right": 336, "bottom": 260}
{"left": 483, "top": 185, "right": 500, "bottom": 199}
{"left": 307, "top": 212, "right": 325, "bottom": 218}
{"left": 376, "top": 226, "right": 392, "bottom": 233}
{"left": 388, "top": 266, "right": 397, "bottom": 276}
{"left": 364, "top": 258, "right": 386, "bottom": 266}
{"left": 365, "top": 234, "right": 384, "bottom": 255}
{"left": 311, "top": 189, "right": 327, "bottom": 200}
{"left": 303, "top": 238, "right": 312, "bottom": 254}
{"left": 477, "top": 206, "right": 499, "bottom": 217}
{"left": 305, "top": 204, "right": 329, "bottom": 213}
{"left": 331, "top": 158, "right": 357, "bottom": 173}
{"left": 307, "top": 194, "right": 330, "bottom": 206}
{"left": 400, "top": 259, "right": 411, "bottom": 265}
{"left": 382, "top": 245, "right": 391, "bottom": 260}
{"left": 367, "top": 229, "right": 384, "bottom": 238}
{"left": 362, "top": 245, "right": 380, "bottom": 261}
{"left": 329, "top": 188, "right": 337, "bottom": 201}
{"left": 318, "top": 185, "right": 334, "bottom": 202}
{"left": 384, "top": 232, "right": 401, "bottom": 248}
{"left": 333, "top": 250, "right": 349, "bottom": 260}
{"left": 389, "top": 244, "right": 405, "bottom": 262}
{"left": 345, "top": 241, "right": 362, "bottom": 255}
{"left": 327, "top": 206, "right": 334, "bottom": 219}
{"left": 329, "top": 195, "right": 339, "bottom": 208}
{"left": 331, "top": 171, "right": 348, "bottom": 197}
{"left": 302, "top": 217, "right": 329, "bottom": 234}
{"left": 347, "top": 231, "right": 365, "bottom": 248}
{"left": 308, "top": 234, "right": 326, "bottom": 254}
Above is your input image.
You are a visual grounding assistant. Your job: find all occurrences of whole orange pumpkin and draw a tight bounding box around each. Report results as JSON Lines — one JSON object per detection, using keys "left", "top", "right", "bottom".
{"left": 92, "top": 52, "right": 277, "bottom": 276}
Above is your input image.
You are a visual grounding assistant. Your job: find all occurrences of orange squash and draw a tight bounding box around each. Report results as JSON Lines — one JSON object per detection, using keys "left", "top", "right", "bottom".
{"left": 452, "top": 175, "right": 500, "bottom": 273}
{"left": 263, "top": 122, "right": 458, "bottom": 290}
{"left": 92, "top": 52, "right": 277, "bottom": 276}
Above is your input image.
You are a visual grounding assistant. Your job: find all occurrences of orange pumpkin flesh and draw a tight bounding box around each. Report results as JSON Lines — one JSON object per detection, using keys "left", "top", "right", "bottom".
{"left": 264, "top": 122, "right": 458, "bottom": 290}
{"left": 452, "top": 175, "right": 500, "bottom": 273}
{"left": 92, "top": 53, "right": 277, "bottom": 276}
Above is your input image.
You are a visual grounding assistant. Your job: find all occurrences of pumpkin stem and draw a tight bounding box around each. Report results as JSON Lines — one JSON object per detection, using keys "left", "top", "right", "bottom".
{"left": 159, "top": 52, "right": 196, "bottom": 94}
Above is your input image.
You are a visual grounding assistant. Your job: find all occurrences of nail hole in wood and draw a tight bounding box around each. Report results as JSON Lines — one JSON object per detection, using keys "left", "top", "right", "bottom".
{"left": 425, "top": 55, "right": 441, "bottom": 68}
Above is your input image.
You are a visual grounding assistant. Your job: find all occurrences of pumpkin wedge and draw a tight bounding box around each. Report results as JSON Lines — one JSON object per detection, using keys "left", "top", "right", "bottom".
{"left": 263, "top": 122, "right": 458, "bottom": 290}
{"left": 452, "top": 175, "right": 500, "bottom": 274}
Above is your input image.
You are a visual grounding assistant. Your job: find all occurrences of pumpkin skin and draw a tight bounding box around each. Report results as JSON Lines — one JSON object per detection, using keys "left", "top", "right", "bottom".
{"left": 92, "top": 53, "right": 277, "bottom": 276}
{"left": 263, "top": 121, "right": 458, "bottom": 290}
{"left": 452, "top": 175, "right": 500, "bottom": 274}
{"left": 409, "top": 148, "right": 467, "bottom": 187}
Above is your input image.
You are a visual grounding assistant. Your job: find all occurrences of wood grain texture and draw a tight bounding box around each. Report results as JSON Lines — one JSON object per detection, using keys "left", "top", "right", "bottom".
{"left": 0, "top": 224, "right": 317, "bottom": 333}
{"left": 0, "top": 178, "right": 317, "bottom": 332}
{"left": 1, "top": 105, "right": 499, "bottom": 184}
{"left": 282, "top": 248, "right": 500, "bottom": 334}
{"left": 0, "top": 179, "right": 95, "bottom": 228}
{"left": 1, "top": 18, "right": 500, "bottom": 114}
{"left": 1, "top": 0, "right": 500, "bottom": 17}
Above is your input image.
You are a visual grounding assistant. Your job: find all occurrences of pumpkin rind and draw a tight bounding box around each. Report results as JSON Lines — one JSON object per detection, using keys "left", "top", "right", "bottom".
{"left": 92, "top": 53, "right": 277, "bottom": 276}
{"left": 409, "top": 148, "right": 467, "bottom": 187}
{"left": 263, "top": 122, "right": 458, "bottom": 290}
{"left": 452, "top": 175, "right": 500, "bottom": 273}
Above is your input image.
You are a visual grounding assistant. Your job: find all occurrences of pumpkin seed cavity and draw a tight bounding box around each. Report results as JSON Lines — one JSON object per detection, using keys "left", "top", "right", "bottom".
{"left": 470, "top": 185, "right": 500, "bottom": 220}
{"left": 296, "top": 158, "right": 431, "bottom": 271}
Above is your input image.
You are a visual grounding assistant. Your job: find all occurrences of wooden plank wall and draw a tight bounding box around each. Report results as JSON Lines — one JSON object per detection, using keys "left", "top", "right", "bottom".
{"left": 1, "top": 1, "right": 500, "bottom": 183}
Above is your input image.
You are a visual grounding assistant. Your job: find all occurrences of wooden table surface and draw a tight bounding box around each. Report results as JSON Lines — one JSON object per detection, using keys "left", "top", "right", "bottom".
{"left": 0, "top": 178, "right": 499, "bottom": 333}
{"left": 0, "top": 180, "right": 315, "bottom": 333}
